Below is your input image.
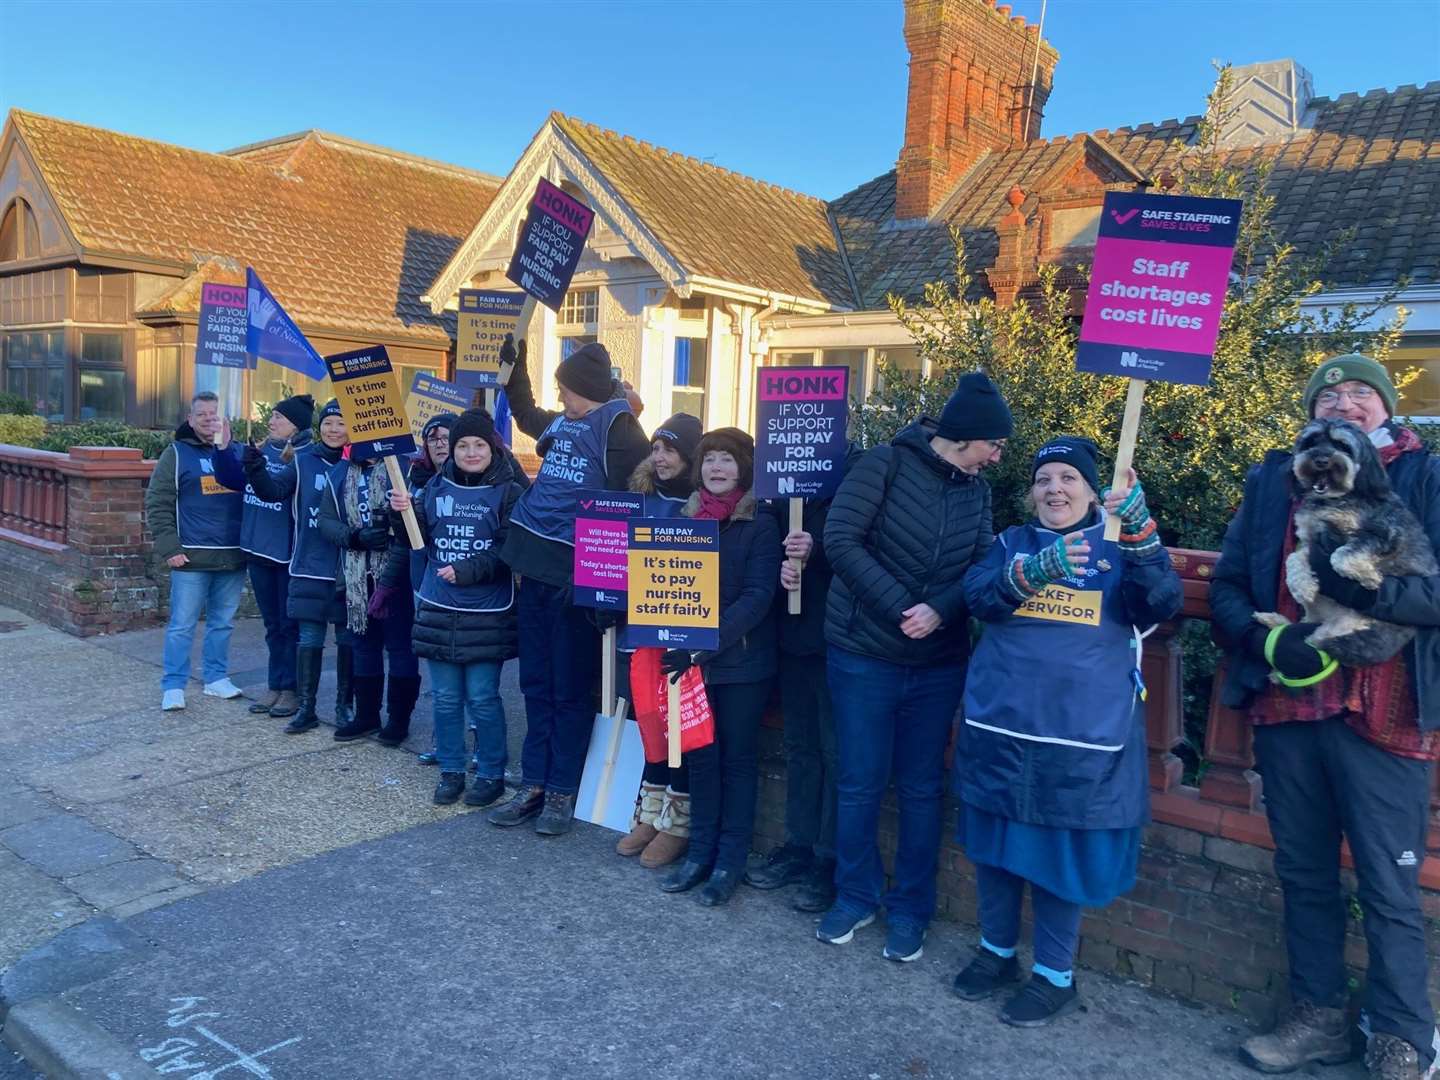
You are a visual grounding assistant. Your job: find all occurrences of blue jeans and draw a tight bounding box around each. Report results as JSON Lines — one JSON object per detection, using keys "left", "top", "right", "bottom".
{"left": 248, "top": 558, "right": 297, "bottom": 691}
{"left": 827, "top": 645, "right": 965, "bottom": 924}
{"left": 353, "top": 603, "right": 418, "bottom": 678}
{"left": 976, "top": 862, "right": 1083, "bottom": 972}
{"left": 162, "top": 568, "right": 247, "bottom": 690}
{"left": 428, "top": 659, "right": 506, "bottom": 777}
{"left": 298, "top": 620, "right": 347, "bottom": 649}
{"left": 517, "top": 577, "right": 599, "bottom": 795}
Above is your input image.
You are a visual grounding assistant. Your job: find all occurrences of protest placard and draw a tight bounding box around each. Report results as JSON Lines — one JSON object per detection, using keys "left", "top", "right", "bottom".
{"left": 1074, "top": 191, "right": 1242, "bottom": 539}
{"left": 574, "top": 489, "right": 645, "bottom": 610}
{"left": 754, "top": 364, "right": 849, "bottom": 612}
{"left": 506, "top": 178, "right": 595, "bottom": 314}
{"left": 625, "top": 518, "right": 720, "bottom": 651}
{"left": 196, "top": 283, "right": 250, "bottom": 370}
{"left": 324, "top": 345, "right": 421, "bottom": 549}
{"left": 456, "top": 290, "right": 524, "bottom": 390}
{"left": 404, "top": 373, "right": 471, "bottom": 443}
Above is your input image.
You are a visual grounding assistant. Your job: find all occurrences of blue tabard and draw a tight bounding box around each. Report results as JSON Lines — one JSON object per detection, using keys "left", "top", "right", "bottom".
{"left": 964, "top": 516, "right": 1139, "bottom": 754}
{"left": 417, "top": 478, "right": 514, "bottom": 613}
{"left": 239, "top": 441, "right": 295, "bottom": 564}
{"left": 642, "top": 491, "right": 687, "bottom": 517}
{"left": 289, "top": 453, "right": 341, "bottom": 582}
{"left": 406, "top": 468, "right": 432, "bottom": 594}
{"left": 173, "top": 441, "right": 242, "bottom": 550}
{"left": 509, "top": 398, "right": 631, "bottom": 545}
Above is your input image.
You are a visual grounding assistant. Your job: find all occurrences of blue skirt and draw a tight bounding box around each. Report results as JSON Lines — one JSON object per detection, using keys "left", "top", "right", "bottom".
{"left": 956, "top": 805, "right": 1141, "bottom": 908}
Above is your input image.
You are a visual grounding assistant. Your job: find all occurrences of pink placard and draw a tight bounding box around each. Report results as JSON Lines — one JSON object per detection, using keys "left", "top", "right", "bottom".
{"left": 1080, "top": 237, "right": 1232, "bottom": 355}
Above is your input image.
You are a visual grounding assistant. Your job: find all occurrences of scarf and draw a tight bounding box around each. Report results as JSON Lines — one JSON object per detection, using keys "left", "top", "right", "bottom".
{"left": 342, "top": 461, "right": 391, "bottom": 636}
{"left": 694, "top": 486, "right": 745, "bottom": 521}
{"left": 1251, "top": 426, "right": 1438, "bottom": 760}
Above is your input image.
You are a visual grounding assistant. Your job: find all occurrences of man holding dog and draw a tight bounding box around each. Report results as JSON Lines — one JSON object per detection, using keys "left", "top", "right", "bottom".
{"left": 1212, "top": 353, "right": 1440, "bottom": 1080}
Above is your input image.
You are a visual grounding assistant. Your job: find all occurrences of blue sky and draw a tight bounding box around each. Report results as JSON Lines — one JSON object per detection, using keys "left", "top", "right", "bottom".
{"left": 1, "top": 0, "right": 1435, "bottom": 200}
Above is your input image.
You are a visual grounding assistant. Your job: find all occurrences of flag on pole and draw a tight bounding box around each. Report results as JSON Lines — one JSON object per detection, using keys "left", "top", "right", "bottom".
{"left": 246, "top": 268, "right": 327, "bottom": 382}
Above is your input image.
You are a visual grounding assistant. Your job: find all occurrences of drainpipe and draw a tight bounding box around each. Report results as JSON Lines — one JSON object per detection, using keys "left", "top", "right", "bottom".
{"left": 728, "top": 294, "right": 781, "bottom": 425}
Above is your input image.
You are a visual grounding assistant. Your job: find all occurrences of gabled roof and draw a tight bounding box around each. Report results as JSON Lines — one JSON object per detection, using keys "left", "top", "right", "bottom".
{"left": 427, "top": 113, "right": 857, "bottom": 314}
{"left": 833, "top": 81, "right": 1440, "bottom": 308}
{"left": 6, "top": 111, "right": 502, "bottom": 344}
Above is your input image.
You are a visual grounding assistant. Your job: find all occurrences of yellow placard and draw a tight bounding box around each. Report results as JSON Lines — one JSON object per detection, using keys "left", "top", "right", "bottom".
{"left": 325, "top": 346, "right": 415, "bottom": 457}
{"left": 627, "top": 547, "right": 719, "bottom": 628}
{"left": 403, "top": 374, "right": 472, "bottom": 443}
{"left": 1014, "top": 585, "right": 1102, "bottom": 627}
{"left": 457, "top": 290, "right": 524, "bottom": 386}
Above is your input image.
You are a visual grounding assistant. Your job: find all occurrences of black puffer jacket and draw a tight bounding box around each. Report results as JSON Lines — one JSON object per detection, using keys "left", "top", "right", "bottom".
{"left": 410, "top": 454, "right": 522, "bottom": 665}
{"left": 824, "top": 419, "right": 994, "bottom": 667}
{"left": 683, "top": 490, "right": 780, "bottom": 686}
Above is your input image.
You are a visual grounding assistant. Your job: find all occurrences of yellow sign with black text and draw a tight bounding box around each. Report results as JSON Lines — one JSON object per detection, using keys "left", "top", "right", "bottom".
{"left": 625, "top": 518, "right": 721, "bottom": 650}
{"left": 1014, "top": 585, "right": 1102, "bottom": 627}
{"left": 457, "top": 290, "right": 524, "bottom": 387}
{"left": 324, "top": 346, "right": 418, "bottom": 459}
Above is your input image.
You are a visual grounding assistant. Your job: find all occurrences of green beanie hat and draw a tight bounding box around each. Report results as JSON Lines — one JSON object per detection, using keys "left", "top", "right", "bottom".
{"left": 1303, "top": 353, "right": 1397, "bottom": 418}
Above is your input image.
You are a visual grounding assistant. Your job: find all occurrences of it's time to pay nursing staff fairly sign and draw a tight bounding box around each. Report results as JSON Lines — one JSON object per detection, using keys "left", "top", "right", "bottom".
{"left": 1075, "top": 191, "right": 1242, "bottom": 386}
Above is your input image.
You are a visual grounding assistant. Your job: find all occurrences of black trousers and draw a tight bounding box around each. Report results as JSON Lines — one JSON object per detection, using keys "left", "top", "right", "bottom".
{"left": 780, "top": 651, "right": 837, "bottom": 859}
{"left": 688, "top": 679, "right": 774, "bottom": 873}
{"left": 1253, "top": 717, "right": 1436, "bottom": 1061}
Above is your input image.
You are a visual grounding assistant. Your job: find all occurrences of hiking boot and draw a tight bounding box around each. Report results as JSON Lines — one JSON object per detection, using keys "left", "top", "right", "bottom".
{"left": 1001, "top": 976, "right": 1081, "bottom": 1027}
{"left": 332, "top": 643, "right": 355, "bottom": 727}
{"left": 744, "top": 844, "right": 812, "bottom": 890}
{"left": 1365, "top": 1034, "right": 1432, "bottom": 1080}
{"left": 334, "top": 674, "right": 383, "bottom": 741}
{"left": 1239, "top": 1002, "right": 1354, "bottom": 1073}
{"left": 433, "top": 772, "right": 465, "bottom": 805}
{"left": 464, "top": 777, "right": 506, "bottom": 808}
{"left": 953, "top": 948, "right": 1022, "bottom": 1001}
{"left": 660, "top": 859, "right": 712, "bottom": 894}
{"left": 816, "top": 905, "right": 876, "bottom": 945}
{"left": 268, "top": 690, "right": 299, "bottom": 718}
{"left": 882, "top": 916, "right": 926, "bottom": 962}
{"left": 488, "top": 785, "right": 544, "bottom": 827}
{"left": 616, "top": 782, "right": 665, "bottom": 856}
{"left": 697, "top": 868, "right": 740, "bottom": 907}
{"left": 534, "top": 791, "right": 577, "bottom": 836}
{"left": 249, "top": 690, "right": 279, "bottom": 715}
{"left": 286, "top": 647, "right": 322, "bottom": 734}
{"left": 792, "top": 859, "right": 837, "bottom": 914}
{"left": 377, "top": 674, "right": 421, "bottom": 747}
{"left": 640, "top": 787, "right": 690, "bottom": 868}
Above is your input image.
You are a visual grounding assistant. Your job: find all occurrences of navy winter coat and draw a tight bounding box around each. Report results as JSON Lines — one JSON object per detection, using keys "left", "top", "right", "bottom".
{"left": 1210, "top": 437, "right": 1440, "bottom": 731}
{"left": 683, "top": 490, "right": 780, "bottom": 687}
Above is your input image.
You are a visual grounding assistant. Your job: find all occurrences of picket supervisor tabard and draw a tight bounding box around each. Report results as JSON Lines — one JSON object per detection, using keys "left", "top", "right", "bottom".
{"left": 753, "top": 365, "right": 850, "bottom": 501}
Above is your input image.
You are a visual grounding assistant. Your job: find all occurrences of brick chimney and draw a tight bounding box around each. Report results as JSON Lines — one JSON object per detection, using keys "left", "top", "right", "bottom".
{"left": 896, "top": 0, "right": 1059, "bottom": 221}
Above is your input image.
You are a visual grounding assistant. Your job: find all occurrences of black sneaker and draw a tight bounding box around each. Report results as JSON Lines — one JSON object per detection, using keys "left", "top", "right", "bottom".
{"left": 464, "top": 777, "right": 506, "bottom": 808}
{"left": 534, "top": 791, "right": 577, "bottom": 836}
{"left": 743, "top": 844, "right": 813, "bottom": 890}
{"left": 952, "top": 949, "right": 1022, "bottom": 1001}
{"left": 792, "top": 859, "right": 837, "bottom": 913}
{"left": 433, "top": 772, "right": 465, "bottom": 805}
{"left": 1000, "top": 976, "right": 1080, "bottom": 1028}
{"left": 488, "top": 786, "right": 544, "bottom": 827}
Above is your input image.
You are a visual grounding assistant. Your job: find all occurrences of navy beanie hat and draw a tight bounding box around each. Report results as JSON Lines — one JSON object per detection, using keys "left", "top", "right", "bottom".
{"left": 1032, "top": 436, "right": 1101, "bottom": 494}
{"left": 557, "top": 341, "right": 615, "bottom": 404}
{"left": 449, "top": 408, "right": 503, "bottom": 458}
{"left": 935, "top": 372, "right": 1013, "bottom": 442}
{"left": 274, "top": 393, "right": 315, "bottom": 431}
{"left": 652, "top": 413, "right": 703, "bottom": 465}
{"left": 319, "top": 398, "right": 343, "bottom": 422}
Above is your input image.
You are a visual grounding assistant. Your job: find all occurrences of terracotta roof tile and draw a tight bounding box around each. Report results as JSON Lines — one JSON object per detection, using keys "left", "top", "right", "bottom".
{"left": 11, "top": 111, "right": 500, "bottom": 343}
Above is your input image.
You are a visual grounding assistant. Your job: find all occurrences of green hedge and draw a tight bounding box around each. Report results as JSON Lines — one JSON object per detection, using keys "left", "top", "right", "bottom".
{"left": 0, "top": 415, "right": 45, "bottom": 447}
{"left": 0, "top": 392, "right": 35, "bottom": 416}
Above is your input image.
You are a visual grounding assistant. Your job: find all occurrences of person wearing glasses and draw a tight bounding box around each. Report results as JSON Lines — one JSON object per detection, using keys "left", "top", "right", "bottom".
{"left": 1211, "top": 354, "right": 1440, "bottom": 1080}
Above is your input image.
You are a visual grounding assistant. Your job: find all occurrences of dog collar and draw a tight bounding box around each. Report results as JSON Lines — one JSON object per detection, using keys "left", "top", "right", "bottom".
{"left": 1264, "top": 625, "right": 1340, "bottom": 689}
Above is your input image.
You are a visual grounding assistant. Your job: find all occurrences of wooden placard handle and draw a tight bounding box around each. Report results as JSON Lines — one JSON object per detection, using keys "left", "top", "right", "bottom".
{"left": 787, "top": 497, "right": 804, "bottom": 616}
{"left": 666, "top": 676, "right": 682, "bottom": 768}
{"left": 1103, "top": 378, "right": 1148, "bottom": 543}
{"left": 497, "top": 296, "right": 539, "bottom": 388}
{"left": 383, "top": 455, "right": 424, "bottom": 551}
{"left": 601, "top": 626, "right": 616, "bottom": 719}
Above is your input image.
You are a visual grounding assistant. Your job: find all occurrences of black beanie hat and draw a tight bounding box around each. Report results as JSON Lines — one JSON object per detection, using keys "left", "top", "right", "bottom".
{"left": 319, "top": 398, "right": 343, "bottom": 422}
{"left": 692, "top": 427, "right": 755, "bottom": 491}
{"left": 422, "top": 411, "right": 458, "bottom": 442}
{"left": 1032, "top": 436, "right": 1101, "bottom": 494}
{"left": 274, "top": 393, "right": 315, "bottom": 431}
{"left": 652, "top": 413, "right": 702, "bottom": 465}
{"left": 557, "top": 341, "right": 615, "bottom": 404}
{"left": 935, "top": 371, "right": 1013, "bottom": 442}
{"left": 448, "top": 408, "right": 502, "bottom": 459}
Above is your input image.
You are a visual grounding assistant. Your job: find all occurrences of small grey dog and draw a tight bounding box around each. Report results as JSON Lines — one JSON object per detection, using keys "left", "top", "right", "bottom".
{"left": 1254, "top": 418, "right": 1436, "bottom": 667}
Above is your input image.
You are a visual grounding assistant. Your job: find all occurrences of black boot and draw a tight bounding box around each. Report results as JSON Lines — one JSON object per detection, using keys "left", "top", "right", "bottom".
{"left": 285, "top": 648, "right": 323, "bottom": 734}
{"left": 335, "top": 673, "right": 383, "bottom": 741}
{"left": 377, "top": 675, "right": 422, "bottom": 747}
{"left": 433, "top": 772, "right": 465, "bottom": 805}
{"left": 332, "top": 644, "right": 355, "bottom": 727}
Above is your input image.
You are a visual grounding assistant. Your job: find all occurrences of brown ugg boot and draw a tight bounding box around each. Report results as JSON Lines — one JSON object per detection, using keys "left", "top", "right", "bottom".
{"left": 640, "top": 786, "right": 690, "bottom": 868}
{"left": 616, "top": 782, "right": 665, "bottom": 856}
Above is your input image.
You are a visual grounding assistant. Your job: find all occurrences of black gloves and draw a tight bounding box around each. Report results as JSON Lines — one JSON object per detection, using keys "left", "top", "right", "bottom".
{"left": 350, "top": 524, "right": 390, "bottom": 551}
{"left": 499, "top": 334, "right": 527, "bottom": 371}
{"left": 242, "top": 443, "right": 265, "bottom": 472}
{"left": 589, "top": 608, "right": 622, "bottom": 631}
{"left": 660, "top": 649, "right": 694, "bottom": 682}
{"left": 1247, "top": 622, "right": 1333, "bottom": 683}
{"left": 1309, "top": 538, "right": 1379, "bottom": 612}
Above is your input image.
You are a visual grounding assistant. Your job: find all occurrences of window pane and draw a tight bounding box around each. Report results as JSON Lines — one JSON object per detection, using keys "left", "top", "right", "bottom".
{"left": 560, "top": 288, "right": 599, "bottom": 325}
{"left": 42, "top": 362, "right": 65, "bottom": 423}
{"left": 560, "top": 334, "right": 597, "bottom": 359}
{"left": 875, "top": 345, "right": 923, "bottom": 391}
{"left": 673, "top": 388, "right": 705, "bottom": 421}
{"left": 0, "top": 203, "right": 16, "bottom": 261}
{"left": 156, "top": 345, "right": 183, "bottom": 428}
{"left": 823, "top": 348, "right": 867, "bottom": 401}
{"left": 80, "top": 368, "right": 125, "bottom": 421}
{"left": 674, "top": 337, "right": 708, "bottom": 389}
{"left": 772, "top": 351, "right": 815, "bottom": 367}
{"left": 82, "top": 332, "right": 123, "bottom": 366}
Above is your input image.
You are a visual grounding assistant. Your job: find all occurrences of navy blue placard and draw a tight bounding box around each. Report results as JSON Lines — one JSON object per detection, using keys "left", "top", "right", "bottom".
{"left": 1095, "top": 192, "right": 1243, "bottom": 248}
{"left": 196, "top": 283, "right": 250, "bottom": 369}
{"left": 505, "top": 179, "right": 596, "bottom": 313}
{"left": 753, "top": 365, "right": 849, "bottom": 500}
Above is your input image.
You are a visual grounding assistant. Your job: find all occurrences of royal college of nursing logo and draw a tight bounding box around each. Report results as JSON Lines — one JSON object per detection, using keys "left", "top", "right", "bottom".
{"left": 248, "top": 292, "right": 278, "bottom": 332}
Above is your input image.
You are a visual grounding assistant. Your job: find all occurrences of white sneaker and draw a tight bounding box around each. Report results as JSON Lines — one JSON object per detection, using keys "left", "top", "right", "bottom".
{"left": 162, "top": 689, "right": 186, "bottom": 711}
{"left": 203, "top": 678, "right": 242, "bottom": 699}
